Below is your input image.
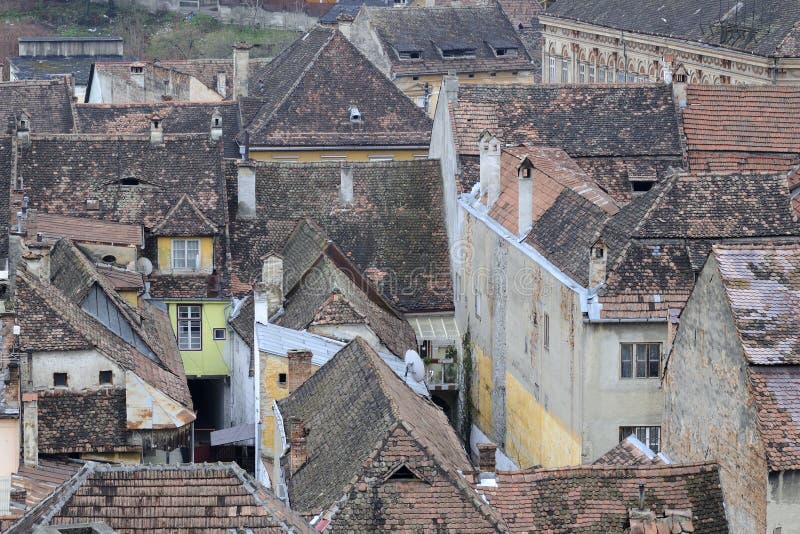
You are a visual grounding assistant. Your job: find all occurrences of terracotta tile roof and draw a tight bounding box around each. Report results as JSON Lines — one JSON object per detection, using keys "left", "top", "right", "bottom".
{"left": 475, "top": 462, "right": 727, "bottom": 532}
{"left": 0, "top": 78, "right": 74, "bottom": 134}
{"left": 226, "top": 160, "right": 452, "bottom": 313}
{"left": 451, "top": 84, "right": 681, "bottom": 158}
{"left": 715, "top": 243, "right": 800, "bottom": 365}
{"left": 748, "top": 365, "right": 800, "bottom": 471}
{"left": 16, "top": 241, "right": 192, "bottom": 408}
{"left": 545, "top": 0, "right": 800, "bottom": 57}
{"left": 683, "top": 85, "right": 800, "bottom": 173}
{"left": 593, "top": 436, "right": 668, "bottom": 467}
{"left": 499, "top": 0, "right": 542, "bottom": 28}
{"left": 277, "top": 338, "right": 479, "bottom": 520}
{"left": 151, "top": 194, "right": 219, "bottom": 237}
{"left": 575, "top": 157, "right": 681, "bottom": 205}
{"left": 229, "top": 295, "right": 255, "bottom": 350}
{"left": 75, "top": 101, "right": 241, "bottom": 158}
{"left": 362, "top": 4, "right": 533, "bottom": 76}
{"left": 37, "top": 387, "right": 135, "bottom": 454}
{"left": 26, "top": 211, "right": 144, "bottom": 247}
{"left": 96, "top": 264, "right": 144, "bottom": 291}
{"left": 0, "top": 137, "right": 13, "bottom": 257}
{"left": 7, "top": 462, "right": 313, "bottom": 533}
{"left": 241, "top": 29, "right": 431, "bottom": 148}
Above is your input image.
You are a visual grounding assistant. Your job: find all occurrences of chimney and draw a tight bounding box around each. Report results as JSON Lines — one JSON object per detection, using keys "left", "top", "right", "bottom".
{"left": 150, "top": 113, "right": 163, "bottom": 145}
{"left": 288, "top": 416, "right": 308, "bottom": 474}
{"left": 253, "top": 282, "right": 270, "bottom": 324}
{"left": 16, "top": 110, "right": 30, "bottom": 146}
{"left": 261, "top": 253, "right": 284, "bottom": 315}
{"left": 671, "top": 63, "right": 688, "bottom": 108}
{"left": 444, "top": 72, "right": 459, "bottom": 107}
{"left": 287, "top": 350, "right": 314, "bottom": 393}
{"left": 589, "top": 239, "right": 608, "bottom": 288}
{"left": 22, "top": 392, "right": 37, "bottom": 467}
{"left": 210, "top": 108, "right": 223, "bottom": 142}
{"left": 236, "top": 160, "right": 256, "bottom": 218}
{"left": 479, "top": 132, "right": 501, "bottom": 206}
{"left": 232, "top": 42, "right": 252, "bottom": 99}
{"left": 477, "top": 443, "right": 497, "bottom": 473}
{"left": 517, "top": 158, "right": 534, "bottom": 236}
{"left": 339, "top": 163, "right": 353, "bottom": 206}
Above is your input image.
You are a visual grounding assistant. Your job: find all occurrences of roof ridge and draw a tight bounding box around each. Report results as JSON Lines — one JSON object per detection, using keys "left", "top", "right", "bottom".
{"left": 152, "top": 193, "right": 219, "bottom": 235}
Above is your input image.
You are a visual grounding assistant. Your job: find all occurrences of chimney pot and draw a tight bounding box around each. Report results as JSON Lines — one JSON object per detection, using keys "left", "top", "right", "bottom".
{"left": 477, "top": 442, "right": 497, "bottom": 473}
{"left": 287, "top": 350, "right": 314, "bottom": 393}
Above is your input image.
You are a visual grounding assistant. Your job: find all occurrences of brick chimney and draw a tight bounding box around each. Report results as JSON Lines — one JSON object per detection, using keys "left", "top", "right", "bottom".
{"left": 339, "top": 163, "right": 353, "bottom": 206}
{"left": 22, "top": 392, "right": 37, "bottom": 467}
{"left": 589, "top": 239, "right": 608, "bottom": 288}
{"left": 517, "top": 158, "right": 534, "bottom": 236}
{"left": 232, "top": 42, "right": 252, "bottom": 99}
{"left": 477, "top": 443, "right": 497, "bottom": 473}
{"left": 150, "top": 113, "right": 163, "bottom": 145}
{"left": 479, "top": 132, "right": 501, "bottom": 206}
{"left": 288, "top": 416, "right": 308, "bottom": 474}
{"left": 261, "top": 253, "right": 284, "bottom": 316}
{"left": 287, "top": 350, "right": 314, "bottom": 393}
{"left": 236, "top": 159, "right": 256, "bottom": 218}
{"left": 210, "top": 108, "right": 223, "bottom": 142}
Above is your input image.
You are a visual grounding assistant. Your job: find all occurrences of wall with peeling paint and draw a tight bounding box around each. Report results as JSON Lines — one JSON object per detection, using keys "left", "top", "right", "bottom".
{"left": 0, "top": 419, "right": 19, "bottom": 476}
{"left": 769, "top": 470, "right": 800, "bottom": 533}
{"left": 260, "top": 352, "right": 290, "bottom": 459}
{"left": 31, "top": 349, "right": 125, "bottom": 391}
{"left": 226, "top": 328, "right": 256, "bottom": 431}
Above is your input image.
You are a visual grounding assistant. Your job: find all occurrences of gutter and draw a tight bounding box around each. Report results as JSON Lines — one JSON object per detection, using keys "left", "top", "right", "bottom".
{"left": 246, "top": 144, "right": 430, "bottom": 152}
{"left": 583, "top": 316, "right": 668, "bottom": 324}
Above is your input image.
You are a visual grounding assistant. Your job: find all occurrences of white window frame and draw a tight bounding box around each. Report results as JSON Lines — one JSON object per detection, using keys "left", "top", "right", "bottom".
{"left": 579, "top": 63, "right": 586, "bottom": 83}
{"left": 561, "top": 58, "right": 569, "bottom": 82}
{"left": 172, "top": 239, "right": 201, "bottom": 271}
{"left": 549, "top": 57, "right": 556, "bottom": 82}
{"left": 620, "top": 425, "right": 661, "bottom": 453}
{"left": 588, "top": 64, "right": 595, "bottom": 83}
{"left": 177, "top": 305, "right": 202, "bottom": 351}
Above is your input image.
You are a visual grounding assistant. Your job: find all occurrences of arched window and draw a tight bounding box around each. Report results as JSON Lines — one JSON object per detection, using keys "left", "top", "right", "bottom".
{"left": 548, "top": 45, "right": 557, "bottom": 82}
{"left": 561, "top": 46, "right": 570, "bottom": 82}
{"left": 617, "top": 59, "right": 626, "bottom": 83}
{"left": 598, "top": 54, "right": 607, "bottom": 83}
{"left": 648, "top": 64, "right": 657, "bottom": 82}
{"left": 588, "top": 52, "right": 597, "bottom": 83}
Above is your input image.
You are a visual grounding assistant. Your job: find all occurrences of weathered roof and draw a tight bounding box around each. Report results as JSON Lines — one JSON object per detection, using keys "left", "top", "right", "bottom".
{"left": 9, "top": 55, "right": 130, "bottom": 86}
{"left": 7, "top": 462, "right": 314, "bottom": 533}
{"left": 683, "top": 85, "right": 800, "bottom": 173}
{"left": 476, "top": 463, "right": 727, "bottom": 532}
{"left": 0, "top": 137, "right": 13, "bottom": 258}
{"left": 451, "top": 84, "right": 682, "bottom": 158}
{"left": 226, "top": 160, "right": 452, "bottom": 313}
{"left": 715, "top": 244, "right": 800, "bottom": 365}
{"left": 96, "top": 264, "right": 145, "bottom": 291}
{"left": 26, "top": 211, "right": 144, "bottom": 247}
{"left": 75, "top": 101, "right": 241, "bottom": 157}
{"left": 242, "top": 29, "right": 431, "bottom": 148}
{"left": 593, "top": 435, "right": 669, "bottom": 467}
{"left": 279, "top": 219, "right": 418, "bottom": 357}
{"left": 277, "top": 338, "right": 470, "bottom": 515}
{"left": 319, "top": 0, "right": 390, "bottom": 24}
{"left": 0, "top": 78, "right": 74, "bottom": 135}
{"left": 544, "top": 0, "right": 800, "bottom": 58}
{"left": 361, "top": 4, "right": 534, "bottom": 76}
{"left": 749, "top": 365, "right": 800, "bottom": 472}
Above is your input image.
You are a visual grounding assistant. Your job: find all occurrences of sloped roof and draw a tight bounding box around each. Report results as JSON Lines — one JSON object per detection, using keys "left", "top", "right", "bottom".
{"left": 152, "top": 194, "right": 219, "bottom": 236}
{"left": 9, "top": 55, "right": 130, "bottom": 86}
{"left": 26, "top": 211, "right": 144, "bottom": 247}
{"left": 0, "top": 138, "right": 12, "bottom": 258}
{"left": 96, "top": 265, "right": 144, "bottom": 291}
{"left": 544, "top": 0, "right": 800, "bottom": 58}
{"left": 7, "top": 462, "right": 314, "bottom": 533}
{"left": 0, "top": 78, "right": 74, "bottom": 135}
{"left": 75, "top": 101, "right": 241, "bottom": 158}
{"left": 475, "top": 463, "right": 726, "bottom": 532}
{"left": 241, "top": 29, "right": 431, "bottom": 148}
{"left": 451, "top": 84, "right": 681, "bottom": 158}
{"left": 593, "top": 435, "right": 669, "bottom": 467}
{"left": 748, "top": 365, "right": 800, "bottom": 471}
{"left": 277, "top": 338, "right": 471, "bottom": 515}
{"left": 362, "top": 4, "right": 533, "bottom": 76}
{"left": 226, "top": 160, "right": 452, "bottom": 313}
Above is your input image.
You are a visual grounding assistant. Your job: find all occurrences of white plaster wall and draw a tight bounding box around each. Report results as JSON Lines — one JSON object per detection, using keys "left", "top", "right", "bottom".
{"left": 769, "top": 470, "right": 800, "bottom": 534}
{"left": 225, "top": 330, "right": 256, "bottom": 429}
{"left": 429, "top": 78, "right": 460, "bottom": 249}
{"left": 31, "top": 349, "right": 125, "bottom": 391}
{"left": 0, "top": 419, "right": 20, "bottom": 476}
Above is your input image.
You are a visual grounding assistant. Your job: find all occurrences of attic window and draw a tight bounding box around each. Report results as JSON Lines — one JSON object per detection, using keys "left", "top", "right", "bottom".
{"left": 349, "top": 107, "right": 362, "bottom": 124}
{"left": 130, "top": 65, "right": 143, "bottom": 74}
{"left": 631, "top": 180, "right": 655, "bottom": 193}
{"left": 493, "top": 47, "right": 518, "bottom": 58}
{"left": 53, "top": 373, "right": 67, "bottom": 387}
{"left": 99, "top": 370, "right": 113, "bottom": 385}
{"left": 594, "top": 247, "right": 604, "bottom": 258}
{"left": 399, "top": 50, "right": 422, "bottom": 60}
{"left": 86, "top": 198, "right": 100, "bottom": 211}
{"left": 102, "top": 254, "right": 117, "bottom": 264}
{"left": 442, "top": 48, "right": 477, "bottom": 59}
{"left": 385, "top": 464, "right": 424, "bottom": 482}
{"left": 120, "top": 177, "right": 141, "bottom": 186}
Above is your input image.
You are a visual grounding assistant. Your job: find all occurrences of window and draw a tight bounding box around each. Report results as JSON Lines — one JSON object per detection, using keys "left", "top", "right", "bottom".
{"left": 617, "top": 70, "right": 625, "bottom": 83}
{"left": 632, "top": 180, "right": 655, "bottom": 193}
{"left": 213, "top": 328, "right": 226, "bottom": 340}
{"left": 599, "top": 67, "right": 606, "bottom": 83}
{"left": 620, "top": 342, "right": 661, "bottom": 378}
{"left": 561, "top": 58, "right": 568, "bottom": 82}
{"left": 278, "top": 373, "right": 287, "bottom": 386}
{"left": 99, "top": 370, "right": 113, "bottom": 385}
{"left": 172, "top": 239, "right": 200, "bottom": 271}
{"left": 399, "top": 52, "right": 421, "bottom": 61}
{"left": 549, "top": 57, "right": 556, "bottom": 81}
{"left": 442, "top": 48, "right": 476, "bottom": 59}
{"left": 53, "top": 373, "right": 67, "bottom": 387}
{"left": 130, "top": 65, "right": 143, "bottom": 74}
{"left": 543, "top": 313, "right": 550, "bottom": 350}
{"left": 588, "top": 65, "right": 595, "bottom": 83}
{"left": 579, "top": 63, "right": 586, "bottom": 83}
{"left": 620, "top": 426, "right": 661, "bottom": 453}
{"left": 177, "top": 305, "right": 202, "bottom": 351}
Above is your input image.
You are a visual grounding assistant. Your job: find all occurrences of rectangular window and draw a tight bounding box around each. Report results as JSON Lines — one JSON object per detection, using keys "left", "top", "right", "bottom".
{"left": 617, "top": 70, "right": 625, "bottom": 83}
{"left": 579, "top": 63, "right": 586, "bottom": 83}
{"left": 53, "top": 373, "right": 68, "bottom": 387}
{"left": 599, "top": 68, "right": 606, "bottom": 83}
{"left": 99, "top": 370, "right": 113, "bottom": 385}
{"left": 213, "top": 328, "right": 226, "bottom": 340}
{"left": 543, "top": 313, "right": 550, "bottom": 350}
{"left": 278, "top": 373, "right": 287, "bottom": 386}
{"left": 549, "top": 57, "right": 556, "bottom": 82}
{"left": 172, "top": 239, "right": 200, "bottom": 271}
{"left": 620, "top": 343, "right": 661, "bottom": 378}
{"left": 561, "top": 59, "right": 568, "bottom": 82}
{"left": 620, "top": 426, "right": 661, "bottom": 453}
{"left": 588, "top": 65, "right": 595, "bottom": 83}
{"left": 177, "top": 305, "right": 202, "bottom": 351}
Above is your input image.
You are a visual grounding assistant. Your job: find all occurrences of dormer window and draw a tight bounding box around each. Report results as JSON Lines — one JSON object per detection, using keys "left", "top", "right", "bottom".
{"left": 349, "top": 106, "right": 362, "bottom": 124}
{"left": 631, "top": 180, "right": 655, "bottom": 193}
{"left": 395, "top": 43, "right": 422, "bottom": 61}
{"left": 399, "top": 50, "right": 421, "bottom": 60}
{"left": 441, "top": 47, "right": 477, "bottom": 59}
{"left": 130, "top": 65, "right": 144, "bottom": 74}
{"left": 489, "top": 40, "right": 519, "bottom": 58}
{"left": 120, "top": 177, "right": 141, "bottom": 187}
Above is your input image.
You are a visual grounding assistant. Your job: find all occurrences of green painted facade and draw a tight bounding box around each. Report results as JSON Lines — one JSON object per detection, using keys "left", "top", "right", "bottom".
{"left": 166, "top": 300, "right": 230, "bottom": 377}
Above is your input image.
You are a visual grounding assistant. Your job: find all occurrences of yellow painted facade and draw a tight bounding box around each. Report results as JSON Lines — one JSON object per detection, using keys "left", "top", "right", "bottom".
{"left": 249, "top": 148, "right": 427, "bottom": 162}
{"left": 120, "top": 290, "right": 139, "bottom": 307}
{"left": 156, "top": 236, "right": 215, "bottom": 275}
{"left": 505, "top": 372, "right": 581, "bottom": 468}
{"left": 474, "top": 345, "right": 494, "bottom": 437}
{"left": 80, "top": 451, "right": 141, "bottom": 464}
{"left": 260, "top": 352, "right": 290, "bottom": 458}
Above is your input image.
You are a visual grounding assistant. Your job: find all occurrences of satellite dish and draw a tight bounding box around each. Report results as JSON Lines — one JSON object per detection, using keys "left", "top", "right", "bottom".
{"left": 404, "top": 350, "right": 426, "bottom": 383}
{"left": 136, "top": 257, "right": 153, "bottom": 276}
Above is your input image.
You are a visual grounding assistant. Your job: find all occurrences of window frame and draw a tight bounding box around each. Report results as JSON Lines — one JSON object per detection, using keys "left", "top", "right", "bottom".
{"left": 543, "top": 313, "right": 550, "bottom": 350}
{"left": 620, "top": 342, "right": 661, "bottom": 379}
{"left": 579, "top": 62, "right": 586, "bottom": 83}
{"left": 171, "top": 239, "right": 201, "bottom": 271}
{"left": 213, "top": 328, "right": 227, "bottom": 341}
{"left": 278, "top": 372, "right": 288, "bottom": 386}
{"left": 619, "top": 425, "right": 661, "bottom": 453}
{"left": 99, "top": 370, "right": 113, "bottom": 385}
{"left": 177, "top": 305, "right": 203, "bottom": 351}
{"left": 549, "top": 56, "right": 556, "bottom": 82}
{"left": 53, "top": 372, "right": 68, "bottom": 388}
{"left": 561, "top": 58, "right": 569, "bottom": 82}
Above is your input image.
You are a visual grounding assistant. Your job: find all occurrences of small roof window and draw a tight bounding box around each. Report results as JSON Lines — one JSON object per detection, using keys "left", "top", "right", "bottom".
{"left": 438, "top": 40, "right": 476, "bottom": 59}
{"left": 394, "top": 42, "right": 423, "bottom": 61}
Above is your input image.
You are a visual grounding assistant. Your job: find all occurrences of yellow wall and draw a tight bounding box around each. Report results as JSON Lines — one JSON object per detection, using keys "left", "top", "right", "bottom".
{"left": 167, "top": 300, "right": 230, "bottom": 377}
{"left": 474, "top": 345, "right": 494, "bottom": 437}
{"left": 505, "top": 372, "right": 581, "bottom": 468}
{"left": 120, "top": 290, "right": 139, "bottom": 307}
{"left": 80, "top": 451, "right": 141, "bottom": 464}
{"left": 0, "top": 419, "right": 19, "bottom": 476}
{"left": 261, "top": 352, "right": 289, "bottom": 458}
{"left": 249, "top": 148, "right": 427, "bottom": 162}
{"left": 156, "top": 236, "right": 214, "bottom": 275}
